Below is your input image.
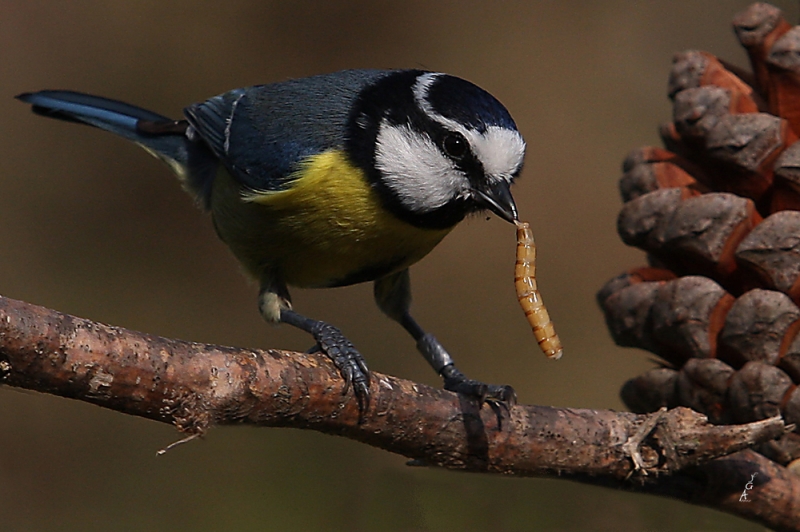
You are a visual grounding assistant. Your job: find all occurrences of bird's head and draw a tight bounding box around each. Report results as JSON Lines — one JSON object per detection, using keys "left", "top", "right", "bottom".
{"left": 346, "top": 70, "right": 524, "bottom": 229}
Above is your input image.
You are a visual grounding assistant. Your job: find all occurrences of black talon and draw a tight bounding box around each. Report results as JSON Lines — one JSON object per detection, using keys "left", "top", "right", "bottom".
{"left": 340, "top": 365, "right": 352, "bottom": 396}
{"left": 488, "top": 384, "right": 517, "bottom": 406}
{"left": 281, "top": 309, "right": 371, "bottom": 420}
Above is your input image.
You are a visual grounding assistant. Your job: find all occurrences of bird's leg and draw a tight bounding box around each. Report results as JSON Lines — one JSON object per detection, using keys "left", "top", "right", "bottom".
{"left": 400, "top": 313, "right": 516, "bottom": 404}
{"left": 259, "top": 286, "right": 371, "bottom": 419}
{"left": 374, "top": 270, "right": 516, "bottom": 405}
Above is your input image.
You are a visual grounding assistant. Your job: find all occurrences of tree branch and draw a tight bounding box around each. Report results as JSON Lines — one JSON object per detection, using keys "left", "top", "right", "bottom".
{"left": 0, "top": 294, "right": 797, "bottom": 530}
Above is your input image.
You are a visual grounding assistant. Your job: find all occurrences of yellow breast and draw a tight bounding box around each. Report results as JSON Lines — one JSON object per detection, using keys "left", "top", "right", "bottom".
{"left": 210, "top": 150, "right": 452, "bottom": 288}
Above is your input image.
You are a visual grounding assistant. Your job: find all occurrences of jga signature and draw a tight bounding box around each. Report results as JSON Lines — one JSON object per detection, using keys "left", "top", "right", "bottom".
{"left": 739, "top": 472, "right": 758, "bottom": 502}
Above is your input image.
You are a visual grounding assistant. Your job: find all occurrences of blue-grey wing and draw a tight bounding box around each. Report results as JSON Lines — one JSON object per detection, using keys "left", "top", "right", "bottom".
{"left": 184, "top": 69, "right": 392, "bottom": 192}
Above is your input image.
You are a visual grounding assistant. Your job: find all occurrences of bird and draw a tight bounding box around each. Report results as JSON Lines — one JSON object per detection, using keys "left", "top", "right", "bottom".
{"left": 16, "top": 69, "right": 526, "bottom": 418}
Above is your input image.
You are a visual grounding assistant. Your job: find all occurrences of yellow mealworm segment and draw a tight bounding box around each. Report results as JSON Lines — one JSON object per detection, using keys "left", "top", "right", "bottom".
{"left": 515, "top": 220, "right": 563, "bottom": 360}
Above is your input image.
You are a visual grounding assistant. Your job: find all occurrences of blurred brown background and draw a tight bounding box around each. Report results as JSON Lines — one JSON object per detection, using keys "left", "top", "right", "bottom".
{"left": 0, "top": 1, "right": 794, "bottom": 531}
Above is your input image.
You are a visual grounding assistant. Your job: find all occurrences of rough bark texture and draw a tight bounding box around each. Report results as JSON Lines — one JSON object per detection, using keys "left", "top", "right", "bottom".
{"left": 0, "top": 294, "right": 797, "bottom": 530}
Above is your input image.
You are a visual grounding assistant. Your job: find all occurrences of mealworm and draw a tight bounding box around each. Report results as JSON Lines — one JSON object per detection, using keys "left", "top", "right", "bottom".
{"left": 515, "top": 220, "right": 563, "bottom": 360}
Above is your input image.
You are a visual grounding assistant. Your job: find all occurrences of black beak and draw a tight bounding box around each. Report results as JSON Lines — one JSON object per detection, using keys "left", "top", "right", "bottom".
{"left": 473, "top": 181, "right": 518, "bottom": 224}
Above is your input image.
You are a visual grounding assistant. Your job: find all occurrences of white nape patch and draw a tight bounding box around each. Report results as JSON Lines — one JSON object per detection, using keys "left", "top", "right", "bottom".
{"left": 413, "top": 73, "right": 526, "bottom": 184}
{"left": 375, "top": 121, "right": 470, "bottom": 213}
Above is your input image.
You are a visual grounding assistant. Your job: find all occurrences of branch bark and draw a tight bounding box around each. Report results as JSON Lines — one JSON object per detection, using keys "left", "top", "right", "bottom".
{"left": 0, "top": 295, "right": 797, "bottom": 530}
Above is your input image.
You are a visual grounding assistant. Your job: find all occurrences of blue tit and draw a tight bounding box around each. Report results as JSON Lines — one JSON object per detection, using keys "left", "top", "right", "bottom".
{"left": 17, "top": 69, "right": 525, "bottom": 416}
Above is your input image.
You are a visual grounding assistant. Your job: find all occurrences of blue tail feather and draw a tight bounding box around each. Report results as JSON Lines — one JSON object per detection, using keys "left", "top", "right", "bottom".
{"left": 17, "top": 90, "right": 218, "bottom": 208}
{"left": 17, "top": 90, "right": 171, "bottom": 139}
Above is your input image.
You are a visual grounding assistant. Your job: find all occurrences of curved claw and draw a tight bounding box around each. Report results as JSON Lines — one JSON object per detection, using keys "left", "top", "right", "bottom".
{"left": 353, "top": 379, "right": 370, "bottom": 420}
{"left": 340, "top": 364, "right": 353, "bottom": 396}
{"left": 356, "top": 357, "right": 370, "bottom": 378}
{"left": 305, "top": 344, "right": 322, "bottom": 355}
{"left": 485, "top": 384, "right": 517, "bottom": 407}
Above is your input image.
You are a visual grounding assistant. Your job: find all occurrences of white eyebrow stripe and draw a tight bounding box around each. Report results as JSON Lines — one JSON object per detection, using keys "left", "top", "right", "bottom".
{"left": 413, "top": 72, "right": 469, "bottom": 138}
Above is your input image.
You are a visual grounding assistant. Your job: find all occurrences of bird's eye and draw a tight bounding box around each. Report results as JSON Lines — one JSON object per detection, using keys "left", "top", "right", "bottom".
{"left": 442, "top": 133, "right": 468, "bottom": 159}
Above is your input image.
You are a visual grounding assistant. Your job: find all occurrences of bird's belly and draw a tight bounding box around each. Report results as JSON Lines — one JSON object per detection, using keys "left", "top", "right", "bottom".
{"left": 276, "top": 220, "right": 446, "bottom": 288}
{"left": 211, "top": 150, "right": 452, "bottom": 288}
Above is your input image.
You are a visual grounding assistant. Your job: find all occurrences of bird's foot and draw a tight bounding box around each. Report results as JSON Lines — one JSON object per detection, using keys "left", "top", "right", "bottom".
{"left": 309, "top": 321, "right": 371, "bottom": 420}
{"left": 440, "top": 364, "right": 517, "bottom": 406}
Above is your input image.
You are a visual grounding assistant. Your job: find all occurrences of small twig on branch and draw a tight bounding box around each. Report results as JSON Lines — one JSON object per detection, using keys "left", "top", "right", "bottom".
{"left": 0, "top": 294, "right": 797, "bottom": 530}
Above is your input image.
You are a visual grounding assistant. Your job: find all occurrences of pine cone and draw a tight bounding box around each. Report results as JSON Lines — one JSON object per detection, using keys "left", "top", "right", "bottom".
{"left": 598, "top": 2, "right": 800, "bottom": 468}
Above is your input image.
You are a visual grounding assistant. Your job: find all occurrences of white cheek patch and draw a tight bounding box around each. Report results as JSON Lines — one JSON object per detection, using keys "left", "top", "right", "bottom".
{"left": 375, "top": 121, "right": 470, "bottom": 213}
